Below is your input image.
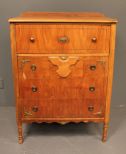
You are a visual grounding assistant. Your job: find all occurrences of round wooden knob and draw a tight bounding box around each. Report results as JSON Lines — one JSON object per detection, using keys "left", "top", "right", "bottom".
{"left": 30, "top": 37, "right": 35, "bottom": 42}
{"left": 88, "top": 106, "right": 94, "bottom": 112}
{"left": 32, "top": 86, "right": 38, "bottom": 92}
{"left": 92, "top": 37, "right": 97, "bottom": 42}
{"left": 32, "top": 106, "right": 38, "bottom": 112}
{"left": 31, "top": 64, "right": 37, "bottom": 71}
{"left": 90, "top": 65, "right": 96, "bottom": 70}
{"left": 89, "top": 86, "right": 95, "bottom": 92}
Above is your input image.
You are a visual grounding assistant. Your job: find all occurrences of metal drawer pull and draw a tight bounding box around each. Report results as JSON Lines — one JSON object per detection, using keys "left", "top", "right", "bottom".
{"left": 31, "top": 64, "right": 37, "bottom": 71}
{"left": 32, "top": 106, "right": 38, "bottom": 112}
{"left": 32, "top": 86, "right": 38, "bottom": 92}
{"left": 24, "top": 111, "right": 32, "bottom": 116}
{"left": 20, "top": 59, "right": 30, "bottom": 69}
{"left": 30, "top": 37, "right": 35, "bottom": 42}
{"left": 21, "top": 59, "right": 30, "bottom": 64}
{"left": 58, "top": 36, "right": 69, "bottom": 43}
{"left": 89, "top": 86, "right": 95, "bottom": 92}
{"left": 88, "top": 106, "right": 94, "bottom": 112}
{"left": 90, "top": 65, "right": 96, "bottom": 70}
{"left": 92, "top": 37, "right": 97, "bottom": 42}
{"left": 60, "top": 56, "right": 68, "bottom": 60}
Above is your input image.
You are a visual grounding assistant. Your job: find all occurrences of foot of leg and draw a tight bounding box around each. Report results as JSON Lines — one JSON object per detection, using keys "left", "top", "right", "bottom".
{"left": 18, "top": 122, "right": 23, "bottom": 144}
{"left": 102, "top": 123, "right": 108, "bottom": 142}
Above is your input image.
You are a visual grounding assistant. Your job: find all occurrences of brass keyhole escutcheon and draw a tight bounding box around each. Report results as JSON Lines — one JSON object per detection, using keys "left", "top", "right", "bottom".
{"left": 89, "top": 86, "right": 95, "bottom": 92}
{"left": 31, "top": 64, "right": 37, "bottom": 71}
{"left": 32, "top": 86, "right": 38, "bottom": 92}
{"left": 88, "top": 106, "right": 94, "bottom": 112}
{"left": 90, "top": 65, "right": 96, "bottom": 71}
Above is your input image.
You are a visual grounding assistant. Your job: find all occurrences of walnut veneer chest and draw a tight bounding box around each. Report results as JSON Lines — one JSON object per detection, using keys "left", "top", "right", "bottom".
{"left": 9, "top": 12, "right": 117, "bottom": 143}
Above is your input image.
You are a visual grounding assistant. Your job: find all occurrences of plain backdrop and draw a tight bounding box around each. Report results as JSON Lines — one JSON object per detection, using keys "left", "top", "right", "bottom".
{"left": 0, "top": 0, "right": 125, "bottom": 106}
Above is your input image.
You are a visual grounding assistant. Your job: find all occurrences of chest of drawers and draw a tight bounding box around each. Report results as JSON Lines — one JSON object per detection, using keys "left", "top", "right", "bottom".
{"left": 9, "top": 12, "right": 117, "bottom": 144}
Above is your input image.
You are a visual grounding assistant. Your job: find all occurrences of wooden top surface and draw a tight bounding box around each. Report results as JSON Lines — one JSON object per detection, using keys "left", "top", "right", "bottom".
{"left": 9, "top": 12, "right": 117, "bottom": 23}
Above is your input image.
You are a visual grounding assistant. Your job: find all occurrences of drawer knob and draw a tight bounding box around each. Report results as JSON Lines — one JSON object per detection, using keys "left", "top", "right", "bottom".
{"left": 58, "top": 36, "right": 69, "bottom": 43}
{"left": 89, "top": 86, "right": 95, "bottom": 92}
{"left": 31, "top": 64, "right": 37, "bottom": 71}
{"left": 32, "top": 106, "right": 38, "bottom": 112}
{"left": 30, "top": 37, "right": 35, "bottom": 42}
{"left": 32, "top": 86, "right": 38, "bottom": 92}
{"left": 92, "top": 37, "right": 97, "bottom": 42}
{"left": 90, "top": 65, "right": 96, "bottom": 70}
{"left": 88, "top": 106, "right": 94, "bottom": 112}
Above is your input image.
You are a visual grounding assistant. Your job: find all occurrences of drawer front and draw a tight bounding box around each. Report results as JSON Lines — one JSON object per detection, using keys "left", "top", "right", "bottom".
{"left": 16, "top": 24, "right": 110, "bottom": 53}
{"left": 18, "top": 56, "right": 108, "bottom": 118}
{"left": 21, "top": 98, "right": 104, "bottom": 118}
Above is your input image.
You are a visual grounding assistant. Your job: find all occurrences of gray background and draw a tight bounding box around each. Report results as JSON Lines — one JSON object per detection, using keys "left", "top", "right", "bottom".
{"left": 0, "top": 0, "right": 125, "bottom": 106}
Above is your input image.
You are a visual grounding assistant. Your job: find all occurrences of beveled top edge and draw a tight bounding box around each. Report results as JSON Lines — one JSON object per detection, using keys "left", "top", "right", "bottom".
{"left": 8, "top": 12, "right": 118, "bottom": 23}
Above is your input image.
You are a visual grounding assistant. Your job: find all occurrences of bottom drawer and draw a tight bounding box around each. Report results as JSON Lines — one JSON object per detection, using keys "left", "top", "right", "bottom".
{"left": 21, "top": 99, "right": 105, "bottom": 119}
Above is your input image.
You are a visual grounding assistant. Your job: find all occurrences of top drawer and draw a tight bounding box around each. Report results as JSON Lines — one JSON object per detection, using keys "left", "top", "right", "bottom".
{"left": 15, "top": 24, "right": 110, "bottom": 54}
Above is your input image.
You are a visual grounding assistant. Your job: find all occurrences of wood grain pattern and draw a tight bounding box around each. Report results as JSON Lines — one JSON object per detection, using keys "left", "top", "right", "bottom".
{"left": 9, "top": 12, "right": 117, "bottom": 143}
{"left": 18, "top": 56, "right": 108, "bottom": 119}
{"left": 15, "top": 24, "right": 110, "bottom": 53}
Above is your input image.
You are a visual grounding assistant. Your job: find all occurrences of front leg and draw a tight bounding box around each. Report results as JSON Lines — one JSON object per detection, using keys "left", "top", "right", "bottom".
{"left": 102, "top": 123, "right": 109, "bottom": 142}
{"left": 18, "top": 122, "right": 23, "bottom": 144}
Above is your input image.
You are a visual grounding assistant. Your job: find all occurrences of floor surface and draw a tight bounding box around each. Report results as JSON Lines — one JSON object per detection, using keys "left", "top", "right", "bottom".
{"left": 0, "top": 106, "right": 126, "bottom": 154}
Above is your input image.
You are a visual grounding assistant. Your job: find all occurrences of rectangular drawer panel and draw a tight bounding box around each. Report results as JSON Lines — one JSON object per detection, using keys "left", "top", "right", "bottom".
{"left": 21, "top": 98, "right": 105, "bottom": 119}
{"left": 16, "top": 24, "right": 110, "bottom": 53}
{"left": 18, "top": 56, "right": 108, "bottom": 118}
